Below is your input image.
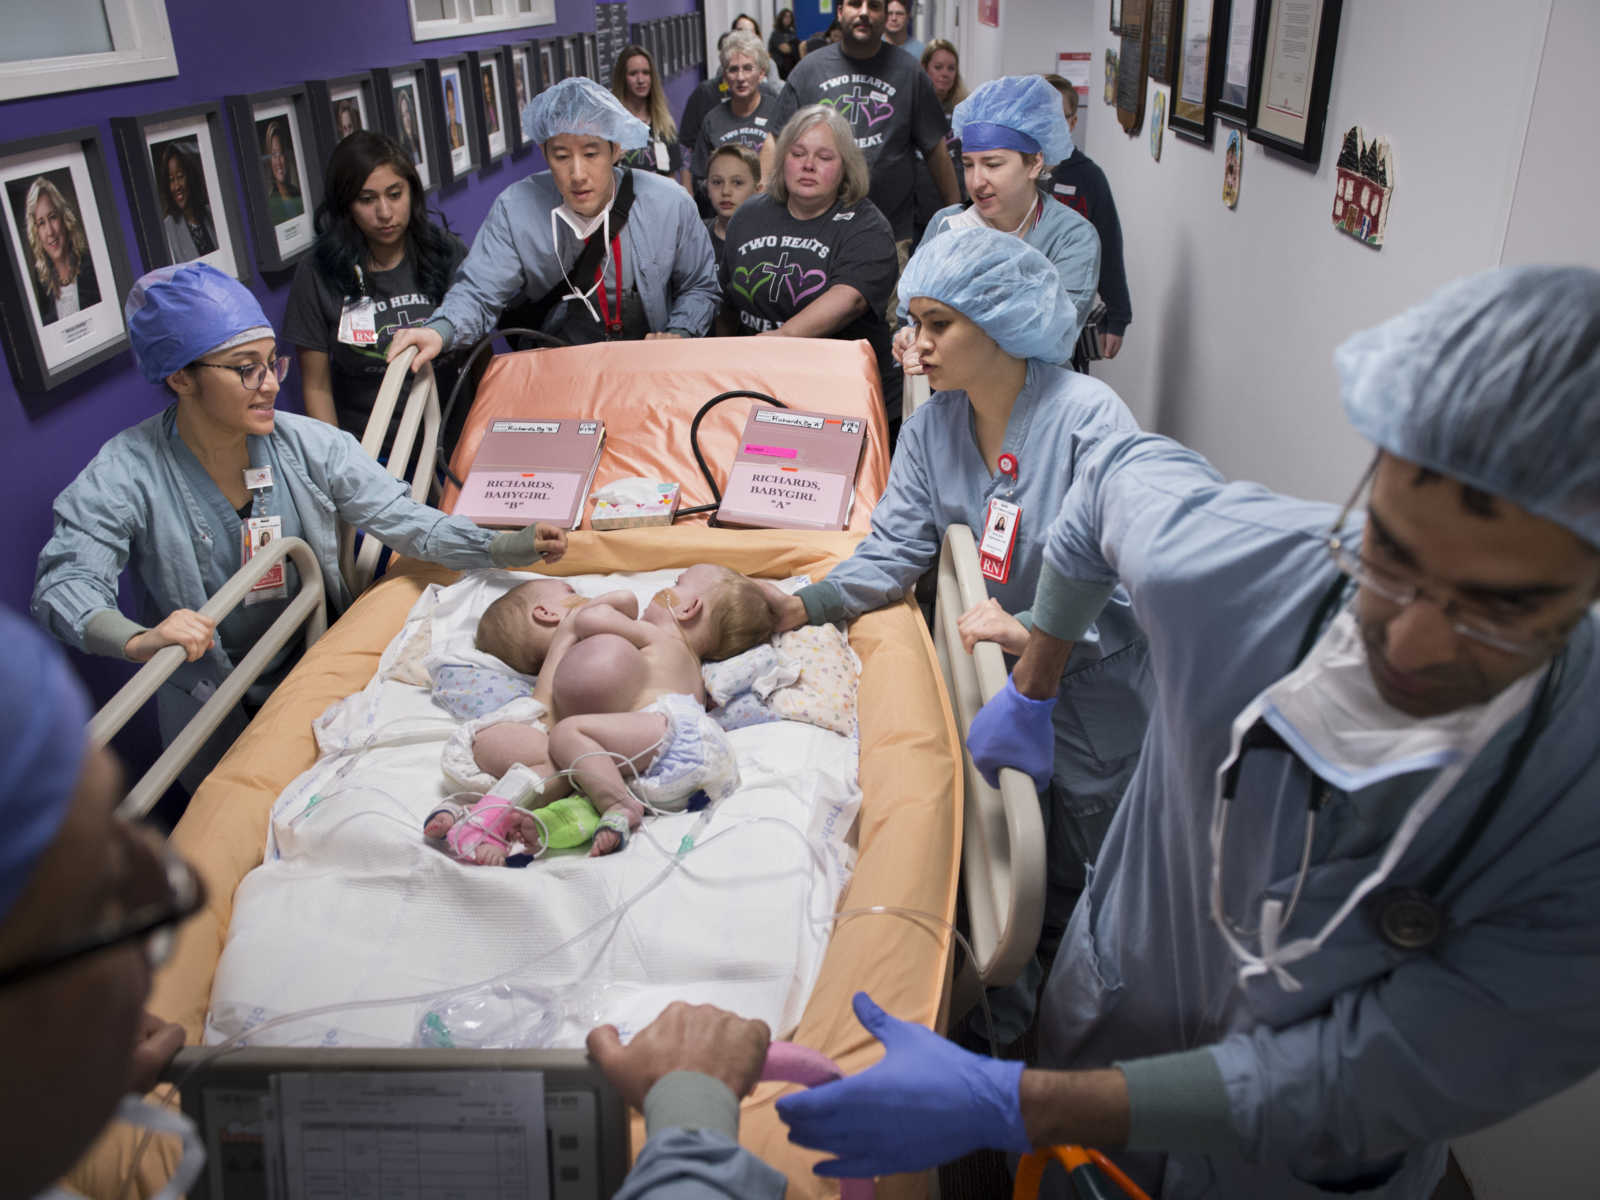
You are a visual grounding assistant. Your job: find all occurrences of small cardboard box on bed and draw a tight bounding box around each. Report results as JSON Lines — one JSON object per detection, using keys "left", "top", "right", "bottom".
{"left": 82, "top": 529, "right": 961, "bottom": 1200}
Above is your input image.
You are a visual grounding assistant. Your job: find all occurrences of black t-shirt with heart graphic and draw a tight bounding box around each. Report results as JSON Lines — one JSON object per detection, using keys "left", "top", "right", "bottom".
{"left": 719, "top": 193, "right": 900, "bottom": 416}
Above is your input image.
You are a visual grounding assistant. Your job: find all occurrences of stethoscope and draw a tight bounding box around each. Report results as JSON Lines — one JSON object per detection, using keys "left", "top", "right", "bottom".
{"left": 1219, "top": 574, "right": 1564, "bottom": 953}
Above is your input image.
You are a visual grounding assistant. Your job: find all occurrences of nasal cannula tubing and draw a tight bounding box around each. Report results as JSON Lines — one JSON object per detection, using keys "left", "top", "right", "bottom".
{"left": 121, "top": 743, "right": 998, "bottom": 1195}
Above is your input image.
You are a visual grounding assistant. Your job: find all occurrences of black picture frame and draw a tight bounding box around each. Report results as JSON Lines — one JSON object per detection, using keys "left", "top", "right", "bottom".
{"left": 1214, "top": 0, "right": 1260, "bottom": 123}
{"left": 111, "top": 101, "right": 252, "bottom": 282}
{"left": 692, "top": 11, "right": 706, "bottom": 64}
{"left": 306, "top": 72, "right": 380, "bottom": 169}
{"left": 506, "top": 43, "right": 536, "bottom": 156}
{"left": 584, "top": 33, "right": 600, "bottom": 81}
{"left": 0, "top": 125, "right": 134, "bottom": 394}
{"left": 1246, "top": 0, "right": 1342, "bottom": 165}
{"left": 466, "top": 49, "right": 511, "bottom": 166}
{"left": 224, "top": 86, "right": 322, "bottom": 272}
{"left": 1168, "top": 0, "right": 1229, "bottom": 145}
{"left": 1146, "top": 0, "right": 1182, "bottom": 85}
{"left": 426, "top": 54, "right": 483, "bottom": 187}
{"left": 374, "top": 62, "right": 441, "bottom": 194}
{"left": 561, "top": 35, "right": 582, "bottom": 83}
{"left": 1110, "top": 0, "right": 1123, "bottom": 33}
{"left": 537, "top": 39, "right": 560, "bottom": 90}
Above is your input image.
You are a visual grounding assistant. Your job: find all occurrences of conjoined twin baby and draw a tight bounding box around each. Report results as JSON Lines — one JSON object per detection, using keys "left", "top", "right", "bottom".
{"left": 424, "top": 565, "right": 777, "bottom": 862}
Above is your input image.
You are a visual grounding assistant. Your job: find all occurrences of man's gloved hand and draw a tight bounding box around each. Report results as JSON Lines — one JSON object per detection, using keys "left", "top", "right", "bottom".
{"left": 968, "top": 676, "right": 1057, "bottom": 790}
{"left": 489, "top": 522, "right": 568, "bottom": 567}
{"left": 776, "top": 992, "right": 1029, "bottom": 1178}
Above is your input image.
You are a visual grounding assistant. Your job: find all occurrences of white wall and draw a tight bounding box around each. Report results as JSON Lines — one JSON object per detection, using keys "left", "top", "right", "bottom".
{"left": 949, "top": 0, "right": 1600, "bottom": 504}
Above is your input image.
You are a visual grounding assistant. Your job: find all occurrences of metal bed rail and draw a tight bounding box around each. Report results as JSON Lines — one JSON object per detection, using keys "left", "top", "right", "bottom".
{"left": 89, "top": 536, "right": 328, "bottom": 819}
{"left": 933, "top": 524, "right": 1047, "bottom": 1018}
{"left": 338, "top": 344, "right": 443, "bottom": 596}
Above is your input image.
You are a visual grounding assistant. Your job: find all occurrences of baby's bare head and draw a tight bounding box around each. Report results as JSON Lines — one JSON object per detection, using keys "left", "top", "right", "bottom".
{"left": 476, "top": 577, "right": 577, "bottom": 674}
{"left": 672, "top": 564, "right": 776, "bottom": 662}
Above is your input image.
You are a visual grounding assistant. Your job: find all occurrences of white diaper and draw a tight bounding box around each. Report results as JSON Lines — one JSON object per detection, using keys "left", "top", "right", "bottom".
{"left": 631, "top": 693, "right": 741, "bottom": 813}
{"left": 441, "top": 696, "right": 550, "bottom": 793}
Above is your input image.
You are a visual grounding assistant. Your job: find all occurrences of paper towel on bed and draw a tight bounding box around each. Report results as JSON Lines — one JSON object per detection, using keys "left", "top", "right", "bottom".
{"left": 207, "top": 569, "right": 859, "bottom": 1050}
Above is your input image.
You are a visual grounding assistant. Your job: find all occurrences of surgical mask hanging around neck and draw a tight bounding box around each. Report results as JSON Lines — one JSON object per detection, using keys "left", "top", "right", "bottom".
{"left": 116, "top": 1094, "right": 206, "bottom": 1200}
{"left": 549, "top": 186, "right": 617, "bottom": 324}
{"left": 1208, "top": 608, "right": 1545, "bottom": 991}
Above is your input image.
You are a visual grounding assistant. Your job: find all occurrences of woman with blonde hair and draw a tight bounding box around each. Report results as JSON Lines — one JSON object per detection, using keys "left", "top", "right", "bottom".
{"left": 610, "top": 43, "right": 690, "bottom": 191}
{"left": 24, "top": 175, "right": 100, "bottom": 325}
{"left": 912, "top": 38, "right": 968, "bottom": 242}
{"left": 717, "top": 105, "right": 901, "bottom": 426}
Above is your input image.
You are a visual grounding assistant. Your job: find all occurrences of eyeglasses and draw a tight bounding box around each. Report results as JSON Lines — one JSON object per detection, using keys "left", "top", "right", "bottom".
{"left": 1326, "top": 461, "right": 1572, "bottom": 658}
{"left": 193, "top": 355, "right": 291, "bottom": 393}
{"left": 0, "top": 823, "right": 205, "bottom": 990}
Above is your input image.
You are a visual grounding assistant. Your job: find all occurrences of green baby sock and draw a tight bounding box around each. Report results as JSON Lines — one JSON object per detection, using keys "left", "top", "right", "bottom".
{"left": 528, "top": 793, "right": 602, "bottom": 850}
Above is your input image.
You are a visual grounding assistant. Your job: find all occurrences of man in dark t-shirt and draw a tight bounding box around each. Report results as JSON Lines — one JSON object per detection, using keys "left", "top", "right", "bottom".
{"left": 774, "top": 0, "right": 959, "bottom": 243}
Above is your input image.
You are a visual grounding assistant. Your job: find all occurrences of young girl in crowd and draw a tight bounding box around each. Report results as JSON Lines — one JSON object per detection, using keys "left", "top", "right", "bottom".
{"left": 285, "top": 131, "right": 466, "bottom": 448}
{"left": 703, "top": 143, "right": 760, "bottom": 275}
{"left": 611, "top": 44, "right": 691, "bottom": 193}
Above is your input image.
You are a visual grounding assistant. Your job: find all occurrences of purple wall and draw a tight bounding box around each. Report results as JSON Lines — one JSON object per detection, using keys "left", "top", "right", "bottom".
{"left": 0, "top": 0, "right": 703, "bottom": 773}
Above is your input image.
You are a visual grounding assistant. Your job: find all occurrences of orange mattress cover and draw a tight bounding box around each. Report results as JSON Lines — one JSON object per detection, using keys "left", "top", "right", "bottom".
{"left": 438, "top": 337, "right": 892, "bottom": 532}
{"left": 72, "top": 528, "right": 959, "bottom": 1200}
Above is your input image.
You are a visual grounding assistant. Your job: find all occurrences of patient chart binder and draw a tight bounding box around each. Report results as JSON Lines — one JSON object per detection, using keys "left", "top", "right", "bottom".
{"left": 715, "top": 406, "right": 867, "bottom": 531}
{"left": 454, "top": 418, "right": 606, "bottom": 529}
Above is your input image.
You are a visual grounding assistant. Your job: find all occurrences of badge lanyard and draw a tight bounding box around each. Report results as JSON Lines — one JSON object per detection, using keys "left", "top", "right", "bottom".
{"left": 593, "top": 235, "right": 624, "bottom": 337}
{"left": 337, "top": 264, "right": 378, "bottom": 347}
{"left": 979, "top": 452, "right": 1021, "bottom": 583}
{"left": 240, "top": 466, "right": 286, "bottom": 605}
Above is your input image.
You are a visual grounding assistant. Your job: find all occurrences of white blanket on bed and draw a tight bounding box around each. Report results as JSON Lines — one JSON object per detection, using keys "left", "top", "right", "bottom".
{"left": 206, "top": 569, "right": 859, "bottom": 1050}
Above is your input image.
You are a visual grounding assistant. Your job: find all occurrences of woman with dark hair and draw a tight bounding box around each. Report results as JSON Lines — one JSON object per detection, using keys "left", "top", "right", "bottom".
{"left": 395, "top": 86, "right": 423, "bottom": 164}
{"left": 157, "top": 141, "right": 218, "bottom": 262}
{"left": 261, "top": 119, "right": 303, "bottom": 225}
{"left": 610, "top": 44, "right": 690, "bottom": 191}
{"left": 769, "top": 8, "right": 800, "bottom": 79}
{"left": 284, "top": 130, "right": 466, "bottom": 443}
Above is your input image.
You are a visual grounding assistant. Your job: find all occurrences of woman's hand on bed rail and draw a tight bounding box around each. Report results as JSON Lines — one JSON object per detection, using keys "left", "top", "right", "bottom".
{"left": 587, "top": 1002, "right": 772, "bottom": 1111}
{"left": 487, "top": 521, "right": 569, "bottom": 568}
{"left": 125, "top": 609, "right": 216, "bottom": 663}
{"left": 757, "top": 581, "right": 807, "bottom": 632}
{"left": 957, "top": 598, "right": 1029, "bottom": 656}
{"left": 128, "top": 1010, "right": 186, "bottom": 1094}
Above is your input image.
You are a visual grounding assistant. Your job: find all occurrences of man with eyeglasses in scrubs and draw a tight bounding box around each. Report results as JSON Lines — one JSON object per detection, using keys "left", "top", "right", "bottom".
{"left": 773, "top": 267, "right": 1600, "bottom": 1199}
{"left": 3, "top": 608, "right": 791, "bottom": 1198}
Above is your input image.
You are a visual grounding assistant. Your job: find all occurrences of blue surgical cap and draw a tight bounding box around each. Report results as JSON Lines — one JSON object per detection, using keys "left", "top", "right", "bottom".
{"left": 0, "top": 609, "right": 91, "bottom": 924}
{"left": 1338, "top": 265, "right": 1600, "bottom": 549}
{"left": 522, "top": 77, "right": 650, "bottom": 150}
{"left": 897, "top": 225, "right": 1072, "bottom": 363}
{"left": 125, "top": 262, "right": 273, "bottom": 384}
{"left": 953, "top": 75, "right": 1074, "bottom": 165}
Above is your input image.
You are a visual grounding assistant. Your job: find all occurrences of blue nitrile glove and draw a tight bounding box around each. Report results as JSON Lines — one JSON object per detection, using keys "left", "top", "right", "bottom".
{"left": 775, "top": 991, "right": 1030, "bottom": 1178}
{"left": 968, "top": 676, "right": 1058, "bottom": 790}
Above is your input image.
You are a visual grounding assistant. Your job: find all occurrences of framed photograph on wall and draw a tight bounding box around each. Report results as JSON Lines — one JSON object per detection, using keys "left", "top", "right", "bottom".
{"left": 225, "top": 86, "right": 320, "bottom": 271}
{"left": 537, "top": 39, "right": 560, "bottom": 89}
{"left": 1247, "top": 0, "right": 1343, "bottom": 165}
{"left": 466, "top": 49, "right": 510, "bottom": 164}
{"left": 1215, "top": 0, "right": 1260, "bottom": 122}
{"left": 1110, "top": 0, "right": 1123, "bottom": 33}
{"left": 0, "top": 126, "right": 134, "bottom": 393}
{"left": 374, "top": 63, "right": 439, "bottom": 193}
{"left": 306, "top": 72, "right": 379, "bottom": 167}
{"left": 693, "top": 11, "right": 706, "bottom": 63}
{"left": 111, "top": 102, "right": 249, "bottom": 282}
{"left": 584, "top": 33, "right": 599, "bottom": 81}
{"left": 1146, "top": 0, "right": 1182, "bottom": 85}
{"left": 425, "top": 54, "right": 482, "bottom": 186}
{"left": 1168, "top": 0, "right": 1227, "bottom": 144}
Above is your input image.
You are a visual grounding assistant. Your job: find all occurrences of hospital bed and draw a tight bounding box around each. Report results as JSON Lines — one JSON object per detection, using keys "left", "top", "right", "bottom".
{"left": 74, "top": 342, "right": 1047, "bottom": 1200}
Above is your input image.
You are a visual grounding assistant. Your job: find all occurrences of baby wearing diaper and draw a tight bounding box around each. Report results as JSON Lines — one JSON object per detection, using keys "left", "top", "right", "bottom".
{"left": 453, "top": 564, "right": 779, "bottom": 860}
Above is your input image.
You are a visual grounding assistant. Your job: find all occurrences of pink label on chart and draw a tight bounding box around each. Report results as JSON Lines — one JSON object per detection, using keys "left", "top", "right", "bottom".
{"left": 743, "top": 443, "right": 797, "bottom": 459}
{"left": 457, "top": 470, "right": 581, "bottom": 522}
{"left": 721, "top": 462, "right": 848, "bottom": 527}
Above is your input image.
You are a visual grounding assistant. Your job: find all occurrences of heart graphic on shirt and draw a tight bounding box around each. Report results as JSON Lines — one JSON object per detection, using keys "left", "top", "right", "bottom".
{"left": 823, "top": 88, "right": 896, "bottom": 130}
{"left": 752, "top": 254, "right": 830, "bottom": 307}
{"left": 788, "top": 268, "right": 829, "bottom": 303}
{"left": 729, "top": 265, "right": 758, "bottom": 304}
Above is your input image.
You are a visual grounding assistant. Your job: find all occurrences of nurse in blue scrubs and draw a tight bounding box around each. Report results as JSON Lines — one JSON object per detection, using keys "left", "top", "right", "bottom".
{"left": 767, "top": 226, "right": 1152, "bottom": 1039}
{"left": 32, "top": 263, "right": 563, "bottom": 790}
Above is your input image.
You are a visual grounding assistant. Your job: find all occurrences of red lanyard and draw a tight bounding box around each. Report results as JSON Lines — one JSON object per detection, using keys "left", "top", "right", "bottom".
{"left": 594, "top": 234, "right": 623, "bottom": 335}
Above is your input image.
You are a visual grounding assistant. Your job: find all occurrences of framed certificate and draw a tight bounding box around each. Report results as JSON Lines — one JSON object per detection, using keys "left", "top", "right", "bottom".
{"left": 1169, "top": 0, "right": 1226, "bottom": 144}
{"left": 1215, "top": 0, "right": 1260, "bottom": 122}
{"left": 1247, "top": 0, "right": 1343, "bottom": 165}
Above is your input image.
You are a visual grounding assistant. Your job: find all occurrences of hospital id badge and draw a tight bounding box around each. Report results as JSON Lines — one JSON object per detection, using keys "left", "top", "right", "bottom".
{"left": 979, "top": 498, "right": 1020, "bottom": 583}
{"left": 337, "top": 296, "right": 378, "bottom": 346}
{"left": 653, "top": 139, "right": 671, "bottom": 172}
{"left": 242, "top": 515, "right": 287, "bottom": 605}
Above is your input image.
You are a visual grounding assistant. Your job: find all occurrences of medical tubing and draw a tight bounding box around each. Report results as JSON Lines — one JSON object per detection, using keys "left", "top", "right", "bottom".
{"left": 436, "top": 326, "right": 568, "bottom": 487}
{"left": 685, "top": 390, "right": 787, "bottom": 520}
